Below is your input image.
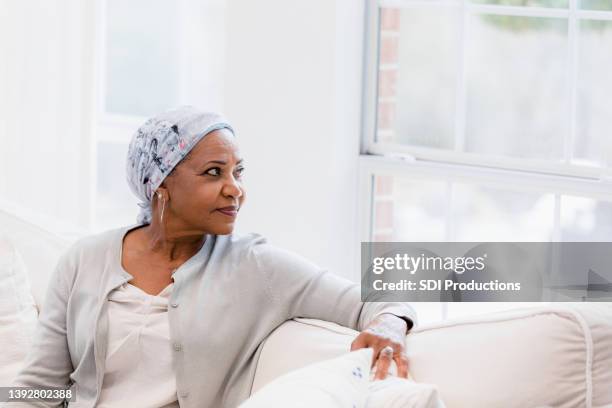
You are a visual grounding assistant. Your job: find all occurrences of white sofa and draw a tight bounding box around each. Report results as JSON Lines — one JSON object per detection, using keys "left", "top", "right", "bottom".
{"left": 1, "top": 209, "right": 611, "bottom": 408}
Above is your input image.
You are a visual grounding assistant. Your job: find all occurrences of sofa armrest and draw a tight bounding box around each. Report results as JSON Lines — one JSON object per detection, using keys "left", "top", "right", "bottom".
{"left": 253, "top": 304, "right": 612, "bottom": 408}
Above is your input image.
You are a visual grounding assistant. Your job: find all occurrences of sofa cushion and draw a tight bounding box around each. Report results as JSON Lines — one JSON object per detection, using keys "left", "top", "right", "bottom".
{"left": 0, "top": 237, "right": 38, "bottom": 385}
{"left": 242, "top": 348, "right": 372, "bottom": 408}
{"left": 0, "top": 209, "right": 71, "bottom": 308}
{"left": 366, "top": 377, "right": 445, "bottom": 408}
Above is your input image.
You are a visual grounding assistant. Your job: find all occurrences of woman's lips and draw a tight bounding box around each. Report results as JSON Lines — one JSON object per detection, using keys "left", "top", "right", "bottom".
{"left": 216, "top": 207, "right": 238, "bottom": 217}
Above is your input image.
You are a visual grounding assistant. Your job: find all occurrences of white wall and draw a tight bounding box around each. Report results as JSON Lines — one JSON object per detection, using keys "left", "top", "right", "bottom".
{"left": 225, "top": 0, "right": 366, "bottom": 280}
{"left": 0, "top": 0, "right": 95, "bottom": 235}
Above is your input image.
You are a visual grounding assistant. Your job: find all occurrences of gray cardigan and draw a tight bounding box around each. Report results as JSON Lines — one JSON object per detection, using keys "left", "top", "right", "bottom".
{"left": 10, "top": 226, "right": 416, "bottom": 408}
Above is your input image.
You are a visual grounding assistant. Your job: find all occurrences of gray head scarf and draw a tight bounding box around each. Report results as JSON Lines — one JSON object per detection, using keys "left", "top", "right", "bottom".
{"left": 126, "top": 106, "right": 234, "bottom": 224}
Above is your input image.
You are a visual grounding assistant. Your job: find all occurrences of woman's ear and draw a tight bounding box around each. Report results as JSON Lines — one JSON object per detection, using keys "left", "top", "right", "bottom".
{"left": 155, "top": 186, "right": 169, "bottom": 203}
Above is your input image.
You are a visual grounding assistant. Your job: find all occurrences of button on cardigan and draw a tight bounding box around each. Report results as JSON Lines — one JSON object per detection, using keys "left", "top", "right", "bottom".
{"left": 11, "top": 225, "right": 416, "bottom": 408}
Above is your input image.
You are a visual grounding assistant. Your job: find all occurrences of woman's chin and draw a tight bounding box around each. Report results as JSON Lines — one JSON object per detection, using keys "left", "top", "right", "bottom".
{"left": 208, "top": 222, "right": 236, "bottom": 236}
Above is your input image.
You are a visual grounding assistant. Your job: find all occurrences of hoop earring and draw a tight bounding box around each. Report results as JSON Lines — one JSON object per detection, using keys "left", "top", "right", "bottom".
{"left": 156, "top": 192, "right": 166, "bottom": 226}
{"left": 159, "top": 197, "right": 166, "bottom": 226}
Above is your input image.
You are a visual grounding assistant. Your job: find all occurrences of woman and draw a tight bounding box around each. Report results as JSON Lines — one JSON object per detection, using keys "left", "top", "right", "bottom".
{"left": 12, "top": 107, "right": 416, "bottom": 407}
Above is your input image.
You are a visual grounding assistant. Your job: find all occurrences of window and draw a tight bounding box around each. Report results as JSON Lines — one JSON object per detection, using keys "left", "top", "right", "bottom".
{"left": 93, "top": 0, "right": 227, "bottom": 231}
{"left": 361, "top": 0, "right": 612, "bottom": 323}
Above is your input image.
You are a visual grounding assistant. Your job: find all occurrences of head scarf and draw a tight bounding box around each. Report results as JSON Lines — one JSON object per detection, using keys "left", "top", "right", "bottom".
{"left": 126, "top": 106, "right": 234, "bottom": 224}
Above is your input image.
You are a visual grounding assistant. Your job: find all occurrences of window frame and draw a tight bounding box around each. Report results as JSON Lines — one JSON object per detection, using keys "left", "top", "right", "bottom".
{"left": 360, "top": 0, "right": 612, "bottom": 243}
{"left": 361, "top": 0, "right": 612, "bottom": 183}
{"left": 359, "top": 0, "right": 612, "bottom": 322}
{"left": 357, "top": 154, "right": 612, "bottom": 241}
{"left": 94, "top": 0, "right": 190, "bottom": 142}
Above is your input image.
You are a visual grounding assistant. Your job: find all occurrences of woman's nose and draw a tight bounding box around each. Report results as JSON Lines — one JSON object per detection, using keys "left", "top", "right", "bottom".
{"left": 222, "top": 176, "right": 243, "bottom": 199}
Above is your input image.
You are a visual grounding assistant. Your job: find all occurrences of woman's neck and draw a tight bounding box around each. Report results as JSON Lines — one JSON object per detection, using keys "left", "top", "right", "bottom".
{"left": 140, "top": 222, "right": 206, "bottom": 263}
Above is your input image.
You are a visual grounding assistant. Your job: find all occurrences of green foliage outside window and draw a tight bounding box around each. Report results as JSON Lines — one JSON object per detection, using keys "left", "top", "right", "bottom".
{"left": 471, "top": 0, "right": 568, "bottom": 7}
{"left": 471, "top": 0, "right": 612, "bottom": 31}
{"left": 471, "top": 0, "right": 612, "bottom": 9}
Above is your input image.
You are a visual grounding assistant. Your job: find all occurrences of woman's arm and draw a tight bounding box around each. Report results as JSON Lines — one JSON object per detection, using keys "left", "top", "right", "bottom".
{"left": 252, "top": 243, "right": 416, "bottom": 336}
{"left": 8, "top": 253, "right": 75, "bottom": 407}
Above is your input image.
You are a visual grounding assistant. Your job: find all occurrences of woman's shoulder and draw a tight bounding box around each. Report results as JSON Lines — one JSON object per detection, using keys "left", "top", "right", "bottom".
{"left": 222, "top": 231, "right": 267, "bottom": 248}
{"left": 47, "top": 226, "right": 127, "bottom": 289}
{"left": 217, "top": 231, "right": 298, "bottom": 258}
{"left": 213, "top": 231, "right": 266, "bottom": 259}
{"left": 218, "top": 232, "right": 318, "bottom": 271}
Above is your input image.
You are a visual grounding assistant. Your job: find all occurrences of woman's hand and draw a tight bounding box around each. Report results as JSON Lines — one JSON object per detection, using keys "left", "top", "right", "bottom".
{"left": 350, "top": 313, "right": 409, "bottom": 380}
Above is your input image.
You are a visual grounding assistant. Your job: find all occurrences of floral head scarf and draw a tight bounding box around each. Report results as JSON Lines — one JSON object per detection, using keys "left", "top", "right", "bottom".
{"left": 126, "top": 106, "right": 234, "bottom": 224}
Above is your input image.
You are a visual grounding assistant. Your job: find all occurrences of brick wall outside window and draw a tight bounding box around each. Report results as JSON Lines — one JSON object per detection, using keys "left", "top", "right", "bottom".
{"left": 372, "top": 8, "right": 400, "bottom": 242}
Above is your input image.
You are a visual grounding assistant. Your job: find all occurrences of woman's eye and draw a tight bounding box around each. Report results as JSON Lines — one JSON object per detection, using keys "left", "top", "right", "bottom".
{"left": 204, "top": 167, "right": 221, "bottom": 176}
{"left": 235, "top": 167, "right": 245, "bottom": 178}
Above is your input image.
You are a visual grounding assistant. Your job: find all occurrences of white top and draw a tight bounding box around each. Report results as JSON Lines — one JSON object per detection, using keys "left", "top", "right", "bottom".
{"left": 97, "top": 281, "right": 179, "bottom": 408}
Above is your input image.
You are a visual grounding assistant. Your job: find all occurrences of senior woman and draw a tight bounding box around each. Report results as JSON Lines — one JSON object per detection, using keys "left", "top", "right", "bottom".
{"left": 12, "top": 106, "right": 416, "bottom": 408}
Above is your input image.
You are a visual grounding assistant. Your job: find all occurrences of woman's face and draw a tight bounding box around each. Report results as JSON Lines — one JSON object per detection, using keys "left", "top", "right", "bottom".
{"left": 161, "top": 129, "right": 245, "bottom": 235}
